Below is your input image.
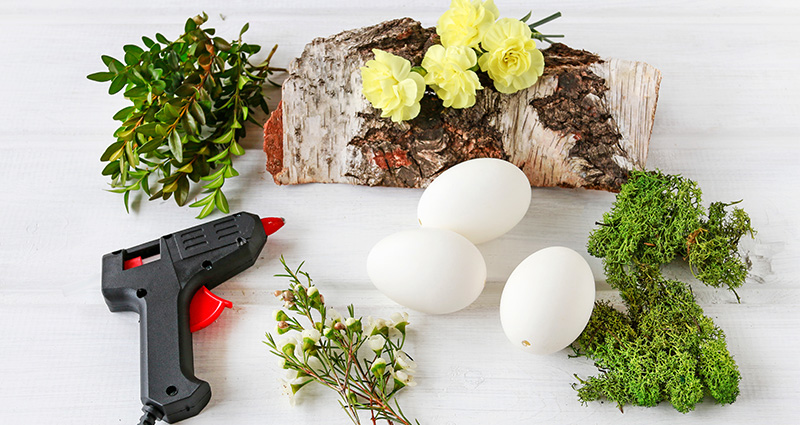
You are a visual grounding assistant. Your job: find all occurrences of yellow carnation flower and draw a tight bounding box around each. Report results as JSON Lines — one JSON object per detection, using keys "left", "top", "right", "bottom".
{"left": 360, "top": 49, "right": 426, "bottom": 122}
{"left": 422, "top": 45, "right": 482, "bottom": 109}
{"left": 437, "top": 0, "right": 500, "bottom": 48}
{"left": 478, "top": 18, "right": 545, "bottom": 94}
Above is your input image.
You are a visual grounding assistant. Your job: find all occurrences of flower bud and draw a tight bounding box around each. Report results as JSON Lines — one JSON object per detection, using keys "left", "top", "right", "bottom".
{"left": 302, "top": 329, "right": 321, "bottom": 351}
{"left": 273, "top": 309, "right": 290, "bottom": 322}
{"left": 370, "top": 357, "right": 387, "bottom": 377}
{"left": 278, "top": 337, "right": 297, "bottom": 358}
{"left": 345, "top": 317, "right": 362, "bottom": 333}
{"left": 334, "top": 321, "right": 346, "bottom": 331}
{"left": 307, "top": 286, "right": 319, "bottom": 297}
{"left": 276, "top": 321, "right": 290, "bottom": 335}
{"left": 323, "top": 327, "right": 335, "bottom": 338}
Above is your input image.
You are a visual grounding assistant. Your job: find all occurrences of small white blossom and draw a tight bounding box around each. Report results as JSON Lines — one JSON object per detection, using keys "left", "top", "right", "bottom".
{"left": 301, "top": 328, "right": 321, "bottom": 351}
{"left": 387, "top": 326, "right": 403, "bottom": 340}
{"left": 367, "top": 334, "right": 386, "bottom": 353}
{"left": 325, "top": 308, "right": 343, "bottom": 327}
{"left": 302, "top": 328, "right": 321, "bottom": 343}
{"left": 364, "top": 316, "right": 388, "bottom": 336}
{"left": 277, "top": 335, "right": 300, "bottom": 357}
{"left": 392, "top": 369, "right": 417, "bottom": 387}
{"left": 394, "top": 350, "right": 417, "bottom": 373}
{"left": 307, "top": 286, "right": 319, "bottom": 297}
{"left": 390, "top": 312, "right": 409, "bottom": 325}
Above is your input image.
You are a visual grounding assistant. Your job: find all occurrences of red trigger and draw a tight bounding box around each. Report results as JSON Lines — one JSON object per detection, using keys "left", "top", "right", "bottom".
{"left": 189, "top": 286, "right": 233, "bottom": 333}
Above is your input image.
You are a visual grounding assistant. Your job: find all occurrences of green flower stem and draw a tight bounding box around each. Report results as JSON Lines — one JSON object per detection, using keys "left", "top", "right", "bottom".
{"left": 528, "top": 11, "right": 562, "bottom": 29}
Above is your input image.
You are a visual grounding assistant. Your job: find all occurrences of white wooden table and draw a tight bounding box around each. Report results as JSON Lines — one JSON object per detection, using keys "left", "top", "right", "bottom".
{"left": 1, "top": 1, "right": 798, "bottom": 423}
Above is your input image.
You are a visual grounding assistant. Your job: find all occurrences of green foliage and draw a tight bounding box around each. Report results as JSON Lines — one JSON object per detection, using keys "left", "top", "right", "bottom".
{"left": 264, "top": 258, "right": 420, "bottom": 425}
{"left": 89, "top": 13, "right": 282, "bottom": 218}
{"left": 574, "top": 170, "right": 755, "bottom": 412}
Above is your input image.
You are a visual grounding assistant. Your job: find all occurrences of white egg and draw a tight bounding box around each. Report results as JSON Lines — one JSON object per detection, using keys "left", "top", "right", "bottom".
{"left": 367, "top": 228, "right": 486, "bottom": 314}
{"left": 418, "top": 158, "right": 531, "bottom": 244}
{"left": 499, "top": 247, "right": 596, "bottom": 354}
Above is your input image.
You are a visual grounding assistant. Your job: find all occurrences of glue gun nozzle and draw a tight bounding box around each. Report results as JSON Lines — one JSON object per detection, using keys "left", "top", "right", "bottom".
{"left": 261, "top": 217, "right": 285, "bottom": 236}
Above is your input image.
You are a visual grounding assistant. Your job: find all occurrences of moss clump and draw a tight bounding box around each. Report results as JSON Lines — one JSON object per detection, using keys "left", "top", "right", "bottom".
{"left": 573, "top": 170, "right": 755, "bottom": 413}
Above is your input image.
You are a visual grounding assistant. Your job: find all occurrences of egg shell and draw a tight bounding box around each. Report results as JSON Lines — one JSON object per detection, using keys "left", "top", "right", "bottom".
{"left": 499, "top": 246, "right": 596, "bottom": 354}
{"left": 367, "top": 228, "right": 487, "bottom": 314}
{"left": 417, "top": 158, "right": 531, "bottom": 244}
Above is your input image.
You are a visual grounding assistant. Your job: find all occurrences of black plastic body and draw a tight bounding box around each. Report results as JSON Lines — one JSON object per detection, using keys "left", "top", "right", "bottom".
{"left": 101, "top": 212, "right": 267, "bottom": 423}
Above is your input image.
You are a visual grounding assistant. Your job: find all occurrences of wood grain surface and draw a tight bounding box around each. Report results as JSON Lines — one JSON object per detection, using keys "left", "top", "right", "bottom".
{"left": 0, "top": 1, "right": 798, "bottom": 424}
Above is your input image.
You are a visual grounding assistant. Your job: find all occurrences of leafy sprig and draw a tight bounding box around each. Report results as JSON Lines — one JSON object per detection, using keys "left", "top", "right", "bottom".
{"left": 89, "top": 13, "right": 283, "bottom": 218}
{"left": 265, "top": 258, "right": 420, "bottom": 425}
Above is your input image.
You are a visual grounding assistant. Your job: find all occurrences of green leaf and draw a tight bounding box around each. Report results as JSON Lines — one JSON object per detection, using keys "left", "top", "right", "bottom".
{"left": 139, "top": 138, "right": 161, "bottom": 154}
{"left": 124, "top": 51, "right": 140, "bottom": 66}
{"left": 113, "top": 106, "right": 136, "bottom": 121}
{"left": 177, "top": 162, "right": 194, "bottom": 173}
{"left": 201, "top": 166, "right": 226, "bottom": 181}
{"left": 123, "top": 44, "right": 145, "bottom": 55}
{"left": 196, "top": 197, "right": 216, "bottom": 219}
{"left": 189, "top": 192, "right": 215, "bottom": 207}
{"left": 156, "top": 32, "right": 170, "bottom": 44}
{"left": 124, "top": 86, "right": 148, "bottom": 99}
{"left": 241, "top": 106, "right": 249, "bottom": 121}
{"left": 206, "top": 148, "right": 229, "bottom": 163}
{"left": 237, "top": 75, "right": 250, "bottom": 90}
{"left": 142, "top": 36, "right": 156, "bottom": 48}
{"left": 136, "top": 122, "right": 160, "bottom": 137}
{"left": 175, "top": 176, "right": 190, "bottom": 206}
{"left": 101, "top": 160, "right": 120, "bottom": 176}
{"left": 123, "top": 190, "right": 131, "bottom": 213}
{"left": 229, "top": 141, "right": 245, "bottom": 156}
{"left": 185, "top": 18, "right": 197, "bottom": 32}
{"left": 204, "top": 176, "right": 224, "bottom": 189}
{"left": 239, "top": 22, "right": 250, "bottom": 37}
{"left": 164, "top": 102, "right": 180, "bottom": 118}
{"left": 182, "top": 112, "right": 198, "bottom": 135}
{"left": 103, "top": 55, "right": 125, "bottom": 73}
{"left": 148, "top": 189, "right": 164, "bottom": 201}
{"left": 168, "top": 131, "right": 183, "bottom": 163}
{"left": 109, "top": 75, "right": 126, "bottom": 94}
{"left": 520, "top": 10, "right": 532, "bottom": 23}
{"left": 175, "top": 83, "right": 196, "bottom": 97}
{"left": 190, "top": 102, "right": 206, "bottom": 125}
{"left": 124, "top": 141, "right": 139, "bottom": 167}
{"left": 101, "top": 141, "right": 125, "bottom": 161}
{"left": 212, "top": 129, "right": 234, "bottom": 144}
{"left": 87, "top": 71, "right": 115, "bottom": 82}
{"left": 223, "top": 165, "right": 239, "bottom": 178}
{"left": 215, "top": 190, "right": 229, "bottom": 214}
{"left": 213, "top": 37, "right": 232, "bottom": 51}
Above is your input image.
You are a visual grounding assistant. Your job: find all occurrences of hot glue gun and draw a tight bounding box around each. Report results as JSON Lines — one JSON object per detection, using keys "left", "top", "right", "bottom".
{"left": 102, "top": 212, "right": 284, "bottom": 425}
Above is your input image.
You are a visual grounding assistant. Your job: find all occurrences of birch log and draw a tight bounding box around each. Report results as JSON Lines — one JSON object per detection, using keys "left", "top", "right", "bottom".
{"left": 263, "top": 18, "right": 662, "bottom": 191}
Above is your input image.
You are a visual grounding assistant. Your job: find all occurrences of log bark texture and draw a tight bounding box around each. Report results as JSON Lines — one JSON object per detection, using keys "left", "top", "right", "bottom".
{"left": 264, "top": 18, "right": 662, "bottom": 191}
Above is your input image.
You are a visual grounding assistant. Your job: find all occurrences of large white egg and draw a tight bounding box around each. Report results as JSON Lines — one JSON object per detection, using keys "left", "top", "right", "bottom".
{"left": 499, "top": 247, "right": 596, "bottom": 354}
{"left": 367, "top": 228, "right": 486, "bottom": 314}
{"left": 417, "top": 158, "right": 531, "bottom": 245}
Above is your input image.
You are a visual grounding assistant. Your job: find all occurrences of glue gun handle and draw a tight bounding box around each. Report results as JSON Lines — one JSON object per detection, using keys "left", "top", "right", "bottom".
{"left": 138, "top": 284, "right": 210, "bottom": 423}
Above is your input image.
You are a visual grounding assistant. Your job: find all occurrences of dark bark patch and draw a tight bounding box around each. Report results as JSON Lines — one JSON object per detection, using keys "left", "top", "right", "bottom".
{"left": 530, "top": 64, "right": 628, "bottom": 190}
